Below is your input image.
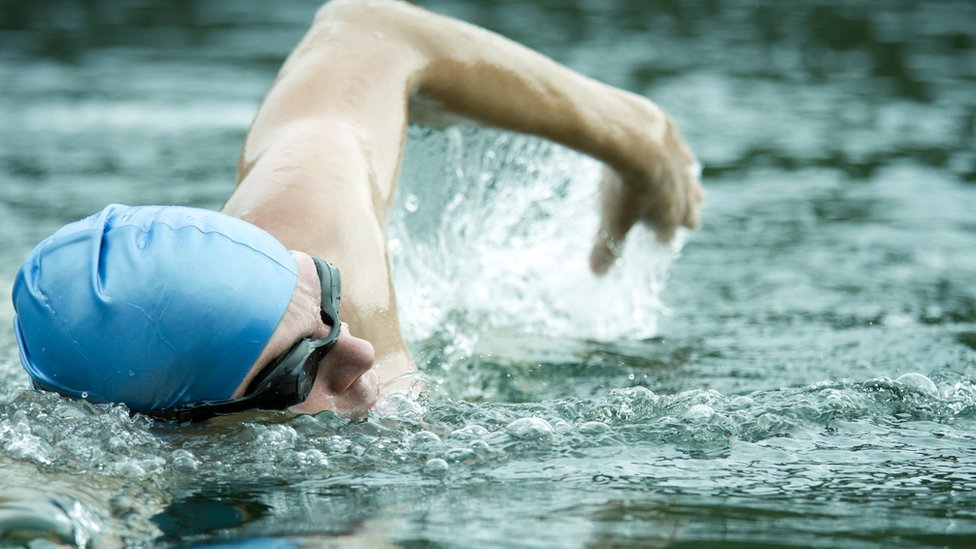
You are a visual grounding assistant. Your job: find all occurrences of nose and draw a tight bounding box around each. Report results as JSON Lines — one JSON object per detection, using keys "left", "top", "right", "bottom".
{"left": 320, "top": 325, "right": 376, "bottom": 394}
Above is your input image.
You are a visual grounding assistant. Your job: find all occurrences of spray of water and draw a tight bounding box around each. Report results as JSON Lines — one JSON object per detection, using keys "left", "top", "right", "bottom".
{"left": 389, "top": 126, "right": 682, "bottom": 360}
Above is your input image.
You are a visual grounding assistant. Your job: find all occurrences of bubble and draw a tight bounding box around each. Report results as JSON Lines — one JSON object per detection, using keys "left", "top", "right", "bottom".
{"left": 505, "top": 417, "right": 554, "bottom": 440}
{"left": 254, "top": 425, "right": 299, "bottom": 449}
{"left": 550, "top": 418, "right": 573, "bottom": 433}
{"left": 114, "top": 461, "right": 147, "bottom": 478}
{"left": 423, "top": 458, "right": 449, "bottom": 476}
{"left": 729, "top": 396, "right": 755, "bottom": 410}
{"left": 295, "top": 449, "right": 329, "bottom": 468}
{"left": 578, "top": 421, "right": 610, "bottom": 435}
{"left": 170, "top": 449, "right": 200, "bottom": 473}
{"left": 449, "top": 425, "right": 490, "bottom": 440}
{"left": 444, "top": 447, "right": 477, "bottom": 464}
{"left": 408, "top": 430, "right": 444, "bottom": 452}
{"left": 684, "top": 404, "right": 715, "bottom": 420}
{"left": 896, "top": 373, "right": 939, "bottom": 398}
{"left": 469, "top": 440, "right": 493, "bottom": 455}
{"left": 373, "top": 390, "right": 427, "bottom": 420}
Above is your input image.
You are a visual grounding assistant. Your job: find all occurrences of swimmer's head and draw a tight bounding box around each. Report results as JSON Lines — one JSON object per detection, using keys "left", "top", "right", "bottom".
{"left": 11, "top": 204, "right": 298, "bottom": 412}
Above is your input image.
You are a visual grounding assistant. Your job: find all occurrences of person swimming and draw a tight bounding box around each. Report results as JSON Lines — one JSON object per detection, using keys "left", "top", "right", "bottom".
{"left": 10, "top": 0, "right": 703, "bottom": 422}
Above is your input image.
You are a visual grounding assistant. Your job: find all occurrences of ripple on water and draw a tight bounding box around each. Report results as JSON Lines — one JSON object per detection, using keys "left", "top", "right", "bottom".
{"left": 2, "top": 369, "right": 976, "bottom": 543}
{"left": 3, "top": 372, "right": 974, "bottom": 481}
{"left": 0, "top": 487, "right": 101, "bottom": 547}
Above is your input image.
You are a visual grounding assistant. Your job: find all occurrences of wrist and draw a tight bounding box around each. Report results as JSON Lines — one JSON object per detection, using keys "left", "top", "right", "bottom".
{"left": 602, "top": 92, "right": 668, "bottom": 179}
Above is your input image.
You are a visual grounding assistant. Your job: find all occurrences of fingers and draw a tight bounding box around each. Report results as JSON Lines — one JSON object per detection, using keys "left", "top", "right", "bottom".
{"left": 590, "top": 153, "right": 704, "bottom": 275}
{"left": 651, "top": 223, "right": 676, "bottom": 244}
{"left": 682, "top": 206, "right": 701, "bottom": 230}
{"left": 589, "top": 235, "right": 617, "bottom": 276}
{"left": 682, "top": 176, "right": 704, "bottom": 229}
{"left": 590, "top": 167, "right": 641, "bottom": 276}
{"left": 662, "top": 118, "right": 704, "bottom": 233}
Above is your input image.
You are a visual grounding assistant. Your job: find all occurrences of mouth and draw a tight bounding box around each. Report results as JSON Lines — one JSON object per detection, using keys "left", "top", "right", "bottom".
{"left": 334, "top": 369, "right": 381, "bottom": 417}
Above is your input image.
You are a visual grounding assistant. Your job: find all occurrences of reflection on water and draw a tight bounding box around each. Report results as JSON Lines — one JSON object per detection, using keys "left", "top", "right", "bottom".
{"left": 2, "top": 0, "right": 976, "bottom": 546}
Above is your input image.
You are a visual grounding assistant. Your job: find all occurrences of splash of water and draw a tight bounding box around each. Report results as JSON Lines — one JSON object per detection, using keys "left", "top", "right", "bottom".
{"left": 389, "top": 126, "right": 681, "bottom": 359}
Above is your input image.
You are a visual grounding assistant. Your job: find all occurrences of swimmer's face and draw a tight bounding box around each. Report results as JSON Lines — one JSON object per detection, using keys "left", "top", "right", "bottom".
{"left": 235, "top": 251, "right": 380, "bottom": 417}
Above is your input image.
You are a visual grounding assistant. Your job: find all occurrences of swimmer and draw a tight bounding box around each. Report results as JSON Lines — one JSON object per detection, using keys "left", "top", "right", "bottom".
{"left": 11, "top": 0, "right": 703, "bottom": 422}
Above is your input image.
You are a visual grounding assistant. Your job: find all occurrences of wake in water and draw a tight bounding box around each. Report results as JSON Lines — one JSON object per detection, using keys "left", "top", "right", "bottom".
{"left": 2, "top": 366, "right": 975, "bottom": 545}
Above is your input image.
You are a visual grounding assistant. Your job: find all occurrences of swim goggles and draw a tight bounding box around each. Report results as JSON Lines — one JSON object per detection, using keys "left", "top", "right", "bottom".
{"left": 144, "top": 256, "right": 343, "bottom": 423}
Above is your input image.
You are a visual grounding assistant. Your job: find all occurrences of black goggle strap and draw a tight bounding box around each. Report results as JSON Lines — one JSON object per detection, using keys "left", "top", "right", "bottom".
{"left": 312, "top": 257, "right": 341, "bottom": 327}
{"left": 143, "top": 340, "right": 321, "bottom": 424}
{"left": 144, "top": 392, "right": 266, "bottom": 423}
{"left": 244, "top": 258, "right": 341, "bottom": 393}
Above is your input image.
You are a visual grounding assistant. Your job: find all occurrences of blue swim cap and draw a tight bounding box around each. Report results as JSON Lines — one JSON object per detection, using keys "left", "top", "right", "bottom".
{"left": 11, "top": 204, "right": 298, "bottom": 412}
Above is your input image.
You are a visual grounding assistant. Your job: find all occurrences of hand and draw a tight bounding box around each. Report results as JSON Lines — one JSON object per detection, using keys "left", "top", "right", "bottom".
{"left": 589, "top": 115, "right": 704, "bottom": 275}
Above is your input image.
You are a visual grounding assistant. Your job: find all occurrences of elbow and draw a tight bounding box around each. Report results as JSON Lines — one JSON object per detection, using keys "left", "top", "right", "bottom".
{"left": 314, "top": 0, "right": 411, "bottom": 27}
{"left": 310, "top": 0, "right": 435, "bottom": 78}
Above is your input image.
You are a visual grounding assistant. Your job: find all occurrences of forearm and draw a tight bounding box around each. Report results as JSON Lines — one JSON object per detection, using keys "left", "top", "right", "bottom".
{"left": 408, "top": 11, "right": 667, "bottom": 177}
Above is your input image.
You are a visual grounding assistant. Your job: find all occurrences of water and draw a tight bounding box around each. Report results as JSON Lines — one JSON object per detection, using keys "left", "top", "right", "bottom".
{"left": 2, "top": 0, "right": 975, "bottom": 546}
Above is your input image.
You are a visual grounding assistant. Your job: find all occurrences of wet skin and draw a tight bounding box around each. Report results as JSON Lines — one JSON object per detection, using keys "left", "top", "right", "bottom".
{"left": 220, "top": 0, "right": 702, "bottom": 413}
{"left": 233, "top": 251, "right": 381, "bottom": 417}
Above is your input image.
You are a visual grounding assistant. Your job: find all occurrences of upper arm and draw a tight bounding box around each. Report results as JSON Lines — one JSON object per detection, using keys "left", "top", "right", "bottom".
{"left": 223, "top": 119, "right": 414, "bottom": 378}
{"left": 237, "top": 1, "right": 429, "bottom": 207}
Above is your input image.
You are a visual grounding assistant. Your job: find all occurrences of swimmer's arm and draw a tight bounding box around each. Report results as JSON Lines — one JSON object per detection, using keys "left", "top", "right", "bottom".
{"left": 341, "top": 0, "right": 701, "bottom": 263}
{"left": 238, "top": 0, "right": 701, "bottom": 263}
{"left": 387, "top": 1, "right": 704, "bottom": 269}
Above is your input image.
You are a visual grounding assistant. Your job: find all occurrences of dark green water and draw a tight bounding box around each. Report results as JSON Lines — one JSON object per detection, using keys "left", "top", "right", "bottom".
{"left": 1, "top": 0, "right": 975, "bottom": 547}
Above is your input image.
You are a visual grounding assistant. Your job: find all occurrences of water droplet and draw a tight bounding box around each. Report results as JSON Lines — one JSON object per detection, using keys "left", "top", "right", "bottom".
{"left": 388, "top": 238, "right": 402, "bottom": 255}
{"left": 136, "top": 233, "right": 148, "bottom": 249}
{"left": 404, "top": 193, "right": 419, "bottom": 213}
